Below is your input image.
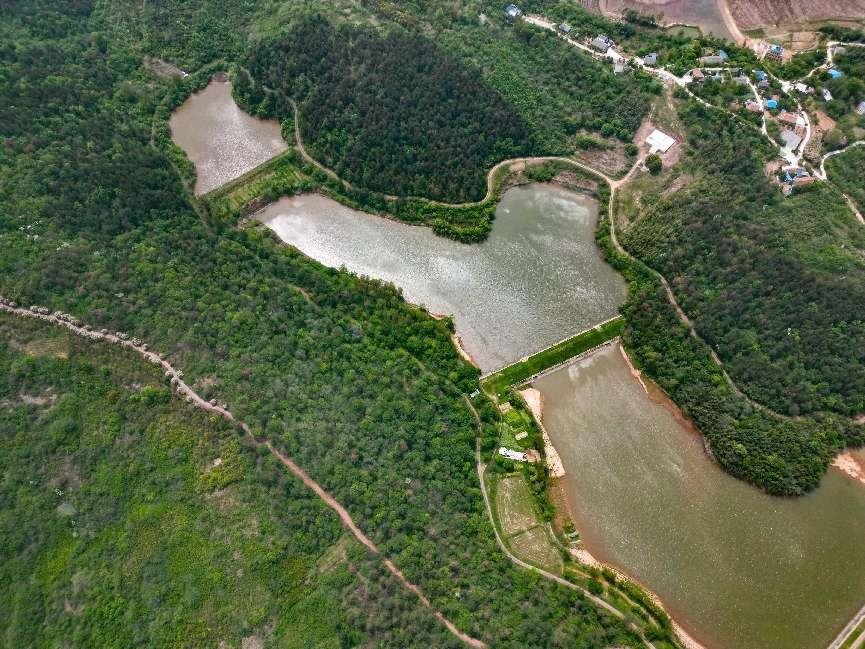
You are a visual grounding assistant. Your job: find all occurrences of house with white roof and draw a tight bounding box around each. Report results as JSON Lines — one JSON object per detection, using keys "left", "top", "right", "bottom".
{"left": 646, "top": 129, "right": 675, "bottom": 154}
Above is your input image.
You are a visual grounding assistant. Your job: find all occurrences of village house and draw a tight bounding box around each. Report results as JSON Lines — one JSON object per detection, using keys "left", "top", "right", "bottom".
{"left": 646, "top": 128, "right": 675, "bottom": 154}
{"left": 765, "top": 98, "right": 779, "bottom": 110}
{"left": 777, "top": 111, "right": 807, "bottom": 137}
{"left": 755, "top": 70, "right": 768, "bottom": 82}
{"left": 794, "top": 82, "right": 813, "bottom": 95}
{"left": 505, "top": 4, "right": 522, "bottom": 20}
{"left": 643, "top": 52, "right": 658, "bottom": 66}
{"left": 766, "top": 44, "right": 784, "bottom": 61}
{"left": 499, "top": 447, "right": 528, "bottom": 462}
{"left": 822, "top": 88, "right": 834, "bottom": 102}
{"left": 689, "top": 68, "right": 705, "bottom": 83}
{"left": 776, "top": 111, "right": 799, "bottom": 128}
{"left": 856, "top": 100, "right": 865, "bottom": 116}
{"left": 591, "top": 34, "right": 613, "bottom": 52}
{"left": 614, "top": 60, "right": 625, "bottom": 74}
{"left": 733, "top": 74, "right": 750, "bottom": 85}
{"left": 699, "top": 50, "right": 729, "bottom": 66}
{"left": 557, "top": 22, "right": 572, "bottom": 35}
{"left": 834, "top": 46, "right": 848, "bottom": 57}
{"left": 828, "top": 69, "right": 843, "bottom": 80}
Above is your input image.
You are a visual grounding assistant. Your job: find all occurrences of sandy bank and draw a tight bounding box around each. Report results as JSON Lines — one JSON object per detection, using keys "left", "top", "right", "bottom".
{"left": 568, "top": 544, "right": 706, "bottom": 649}
{"left": 451, "top": 333, "right": 479, "bottom": 368}
{"left": 833, "top": 451, "right": 865, "bottom": 488}
{"left": 519, "top": 387, "right": 565, "bottom": 477}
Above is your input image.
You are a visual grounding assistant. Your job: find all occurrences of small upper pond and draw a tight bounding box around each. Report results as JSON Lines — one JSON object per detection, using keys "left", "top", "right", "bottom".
{"left": 258, "top": 185, "right": 627, "bottom": 372}
{"left": 170, "top": 79, "right": 287, "bottom": 195}
{"left": 534, "top": 343, "right": 865, "bottom": 649}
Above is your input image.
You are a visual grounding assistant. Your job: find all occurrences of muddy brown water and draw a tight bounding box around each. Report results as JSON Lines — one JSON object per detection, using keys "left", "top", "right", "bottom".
{"left": 169, "top": 79, "right": 287, "bottom": 195}
{"left": 534, "top": 343, "right": 865, "bottom": 649}
{"left": 257, "top": 185, "right": 627, "bottom": 372}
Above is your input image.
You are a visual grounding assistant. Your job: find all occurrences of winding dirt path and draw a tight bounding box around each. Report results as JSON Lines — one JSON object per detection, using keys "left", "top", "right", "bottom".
{"left": 461, "top": 396, "right": 659, "bottom": 649}
{"left": 605, "top": 159, "right": 799, "bottom": 421}
{"left": 0, "top": 300, "right": 485, "bottom": 649}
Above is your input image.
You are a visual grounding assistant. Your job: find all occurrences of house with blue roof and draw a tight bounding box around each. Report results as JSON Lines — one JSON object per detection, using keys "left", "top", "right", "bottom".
{"left": 828, "top": 69, "right": 843, "bottom": 80}
{"left": 767, "top": 44, "right": 784, "bottom": 60}
{"left": 755, "top": 70, "right": 767, "bottom": 81}
{"left": 766, "top": 99, "right": 779, "bottom": 110}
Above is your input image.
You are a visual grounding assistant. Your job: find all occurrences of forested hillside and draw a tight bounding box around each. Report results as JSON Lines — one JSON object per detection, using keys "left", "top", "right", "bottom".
{"left": 606, "top": 97, "right": 865, "bottom": 495}
{"left": 0, "top": 320, "right": 457, "bottom": 647}
{"left": 1, "top": 1, "right": 642, "bottom": 645}
{"left": 241, "top": 15, "right": 533, "bottom": 202}
{"left": 827, "top": 145, "right": 865, "bottom": 213}
{"left": 621, "top": 101, "right": 865, "bottom": 419}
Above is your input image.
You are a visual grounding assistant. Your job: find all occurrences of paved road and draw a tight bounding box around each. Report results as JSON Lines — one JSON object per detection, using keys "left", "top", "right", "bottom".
{"left": 827, "top": 602, "right": 865, "bottom": 649}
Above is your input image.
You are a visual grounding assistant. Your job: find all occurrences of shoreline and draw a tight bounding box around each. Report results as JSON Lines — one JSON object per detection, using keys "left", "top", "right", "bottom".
{"left": 619, "top": 345, "right": 704, "bottom": 441}
{"left": 451, "top": 332, "right": 479, "bottom": 368}
{"left": 532, "top": 343, "right": 709, "bottom": 649}
{"left": 619, "top": 342, "right": 865, "bottom": 488}
{"left": 833, "top": 451, "right": 865, "bottom": 488}
{"left": 518, "top": 386, "right": 565, "bottom": 478}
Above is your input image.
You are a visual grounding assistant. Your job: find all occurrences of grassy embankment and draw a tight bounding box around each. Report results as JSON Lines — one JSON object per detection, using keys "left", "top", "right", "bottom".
{"left": 482, "top": 316, "right": 624, "bottom": 396}
{"left": 840, "top": 619, "right": 865, "bottom": 649}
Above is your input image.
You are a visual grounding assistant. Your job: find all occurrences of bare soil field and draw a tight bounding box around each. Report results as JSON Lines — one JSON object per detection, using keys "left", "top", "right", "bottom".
{"left": 726, "top": 0, "right": 865, "bottom": 31}
{"left": 599, "top": 0, "right": 734, "bottom": 40}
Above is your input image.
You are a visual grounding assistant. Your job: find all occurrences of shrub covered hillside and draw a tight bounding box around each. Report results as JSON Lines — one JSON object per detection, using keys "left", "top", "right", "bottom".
{"left": 0, "top": 320, "right": 461, "bottom": 647}
{"left": 1, "top": 1, "right": 642, "bottom": 646}
{"left": 240, "top": 15, "right": 533, "bottom": 202}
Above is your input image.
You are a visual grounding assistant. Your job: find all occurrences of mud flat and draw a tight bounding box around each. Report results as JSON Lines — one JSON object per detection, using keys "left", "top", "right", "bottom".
{"left": 257, "top": 185, "right": 626, "bottom": 372}
{"left": 534, "top": 342, "right": 865, "bottom": 649}
{"left": 170, "top": 79, "right": 288, "bottom": 195}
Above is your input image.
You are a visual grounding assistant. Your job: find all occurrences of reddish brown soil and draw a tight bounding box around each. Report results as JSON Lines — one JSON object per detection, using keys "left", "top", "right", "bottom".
{"left": 727, "top": 0, "right": 865, "bottom": 30}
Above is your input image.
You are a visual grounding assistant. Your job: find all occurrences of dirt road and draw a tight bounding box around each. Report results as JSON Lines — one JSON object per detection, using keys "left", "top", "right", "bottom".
{"left": 0, "top": 301, "right": 486, "bottom": 649}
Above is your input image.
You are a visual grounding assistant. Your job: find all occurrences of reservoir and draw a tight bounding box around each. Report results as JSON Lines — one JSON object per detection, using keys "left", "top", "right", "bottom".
{"left": 534, "top": 343, "right": 865, "bottom": 649}
{"left": 170, "top": 79, "right": 287, "bottom": 195}
{"left": 258, "top": 186, "right": 626, "bottom": 372}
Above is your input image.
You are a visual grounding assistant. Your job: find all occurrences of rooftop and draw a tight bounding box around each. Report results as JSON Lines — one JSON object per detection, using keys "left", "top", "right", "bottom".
{"left": 646, "top": 128, "right": 675, "bottom": 154}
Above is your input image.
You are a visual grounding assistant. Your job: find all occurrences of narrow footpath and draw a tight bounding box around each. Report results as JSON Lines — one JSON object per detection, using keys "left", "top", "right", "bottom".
{"left": 0, "top": 300, "right": 486, "bottom": 649}
{"left": 461, "top": 395, "right": 661, "bottom": 649}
